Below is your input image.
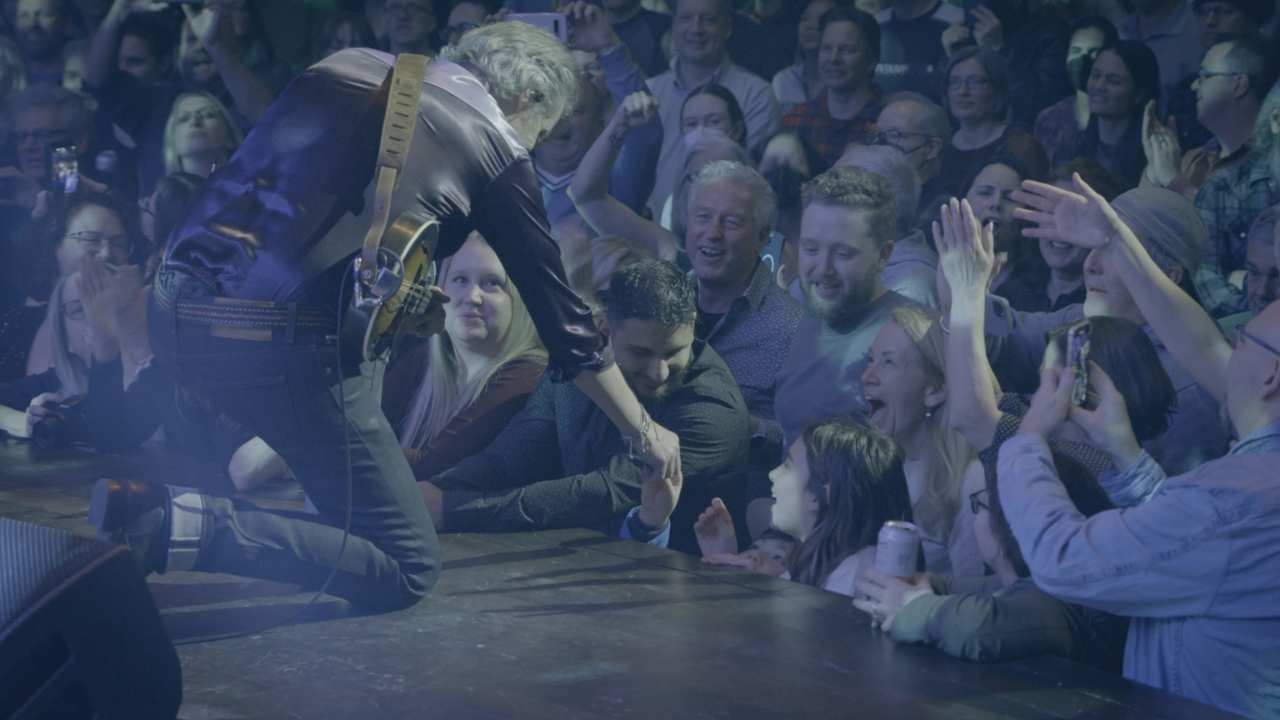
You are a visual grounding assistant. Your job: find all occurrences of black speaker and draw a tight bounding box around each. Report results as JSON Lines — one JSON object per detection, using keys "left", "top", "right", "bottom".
{"left": 0, "top": 518, "right": 182, "bottom": 720}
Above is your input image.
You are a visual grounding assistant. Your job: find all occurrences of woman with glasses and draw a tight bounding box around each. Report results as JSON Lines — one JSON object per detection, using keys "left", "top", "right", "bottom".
{"left": 939, "top": 47, "right": 1049, "bottom": 195}
{"left": 852, "top": 435, "right": 1129, "bottom": 670}
{"left": 162, "top": 91, "right": 244, "bottom": 178}
{"left": 9, "top": 191, "right": 140, "bottom": 378}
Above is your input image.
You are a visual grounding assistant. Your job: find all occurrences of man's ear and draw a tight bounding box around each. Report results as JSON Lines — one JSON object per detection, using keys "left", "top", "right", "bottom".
{"left": 598, "top": 312, "right": 611, "bottom": 338}
{"left": 927, "top": 136, "right": 945, "bottom": 163}
{"left": 879, "top": 238, "right": 896, "bottom": 266}
{"left": 1261, "top": 357, "right": 1280, "bottom": 403}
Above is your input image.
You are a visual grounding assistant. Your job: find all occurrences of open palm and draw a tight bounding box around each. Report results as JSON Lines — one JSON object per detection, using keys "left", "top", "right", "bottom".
{"left": 1010, "top": 173, "right": 1122, "bottom": 250}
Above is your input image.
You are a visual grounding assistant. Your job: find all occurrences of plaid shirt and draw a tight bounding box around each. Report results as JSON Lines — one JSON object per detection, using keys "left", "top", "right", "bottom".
{"left": 781, "top": 87, "right": 881, "bottom": 171}
{"left": 1193, "top": 151, "right": 1279, "bottom": 317}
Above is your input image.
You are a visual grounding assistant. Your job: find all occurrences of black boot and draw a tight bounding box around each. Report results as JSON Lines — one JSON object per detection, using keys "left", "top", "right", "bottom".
{"left": 89, "top": 479, "right": 170, "bottom": 575}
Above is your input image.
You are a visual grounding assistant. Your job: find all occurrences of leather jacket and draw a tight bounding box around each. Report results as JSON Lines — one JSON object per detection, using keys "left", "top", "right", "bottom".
{"left": 162, "top": 48, "right": 606, "bottom": 378}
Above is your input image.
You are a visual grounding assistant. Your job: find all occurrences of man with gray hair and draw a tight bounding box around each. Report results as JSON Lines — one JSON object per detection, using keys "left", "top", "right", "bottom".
{"left": 775, "top": 165, "right": 919, "bottom": 443}
{"left": 836, "top": 142, "right": 937, "bottom": 307}
{"left": 90, "top": 22, "right": 685, "bottom": 613}
{"left": 684, "top": 159, "right": 804, "bottom": 453}
{"left": 1, "top": 85, "right": 92, "bottom": 200}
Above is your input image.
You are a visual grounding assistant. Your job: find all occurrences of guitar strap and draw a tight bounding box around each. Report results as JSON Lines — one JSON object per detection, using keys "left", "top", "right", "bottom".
{"left": 358, "top": 53, "right": 429, "bottom": 285}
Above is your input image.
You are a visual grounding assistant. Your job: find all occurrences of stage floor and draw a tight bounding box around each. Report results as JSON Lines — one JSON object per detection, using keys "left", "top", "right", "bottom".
{"left": 0, "top": 441, "right": 1237, "bottom": 719}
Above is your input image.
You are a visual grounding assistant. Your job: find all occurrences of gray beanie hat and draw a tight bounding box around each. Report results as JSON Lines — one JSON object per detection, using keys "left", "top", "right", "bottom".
{"left": 1111, "top": 186, "right": 1207, "bottom": 274}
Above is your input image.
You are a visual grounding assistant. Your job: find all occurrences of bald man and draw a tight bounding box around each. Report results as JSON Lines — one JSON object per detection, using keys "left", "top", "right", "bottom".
{"left": 996, "top": 177, "right": 1280, "bottom": 718}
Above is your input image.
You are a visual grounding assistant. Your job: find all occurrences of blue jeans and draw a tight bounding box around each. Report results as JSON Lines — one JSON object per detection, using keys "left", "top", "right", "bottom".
{"left": 148, "top": 271, "right": 440, "bottom": 611}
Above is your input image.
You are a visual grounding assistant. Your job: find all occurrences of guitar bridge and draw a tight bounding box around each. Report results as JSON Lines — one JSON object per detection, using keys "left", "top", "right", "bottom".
{"left": 351, "top": 255, "right": 403, "bottom": 309}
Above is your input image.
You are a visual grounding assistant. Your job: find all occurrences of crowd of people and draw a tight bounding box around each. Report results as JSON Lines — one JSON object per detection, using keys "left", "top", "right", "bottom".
{"left": 0, "top": 0, "right": 1277, "bottom": 717}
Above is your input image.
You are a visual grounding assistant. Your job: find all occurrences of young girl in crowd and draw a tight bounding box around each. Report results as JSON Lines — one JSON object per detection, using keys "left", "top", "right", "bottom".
{"left": 861, "top": 306, "right": 983, "bottom": 576}
{"left": 696, "top": 419, "right": 914, "bottom": 597}
{"left": 383, "top": 233, "right": 547, "bottom": 478}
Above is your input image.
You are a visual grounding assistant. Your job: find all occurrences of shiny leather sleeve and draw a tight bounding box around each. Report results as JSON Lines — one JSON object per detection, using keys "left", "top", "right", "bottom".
{"left": 471, "top": 160, "right": 608, "bottom": 380}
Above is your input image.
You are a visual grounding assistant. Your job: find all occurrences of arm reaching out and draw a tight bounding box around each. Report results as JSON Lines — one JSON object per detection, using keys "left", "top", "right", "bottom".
{"left": 1011, "top": 175, "right": 1231, "bottom": 403}
{"left": 569, "top": 92, "right": 679, "bottom": 261}
{"left": 935, "top": 198, "right": 1002, "bottom": 451}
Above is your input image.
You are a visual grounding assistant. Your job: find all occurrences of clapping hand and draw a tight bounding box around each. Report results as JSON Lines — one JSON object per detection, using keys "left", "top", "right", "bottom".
{"left": 852, "top": 568, "right": 934, "bottom": 631}
{"left": 969, "top": 5, "right": 1004, "bottom": 49}
{"left": 932, "top": 198, "right": 996, "bottom": 304}
{"left": 1141, "top": 101, "right": 1182, "bottom": 189}
{"left": 694, "top": 498, "right": 737, "bottom": 557}
{"left": 183, "top": 2, "right": 234, "bottom": 53}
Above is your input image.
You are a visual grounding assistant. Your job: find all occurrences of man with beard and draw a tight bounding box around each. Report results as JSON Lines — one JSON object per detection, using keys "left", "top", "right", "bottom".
{"left": 14, "top": 0, "right": 70, "bottom": 86}
{"left": 775, "top": 165, "right": 918, "bottom": 444}
{"left": 422, "top": 260, "right": 749, "bottom": 554}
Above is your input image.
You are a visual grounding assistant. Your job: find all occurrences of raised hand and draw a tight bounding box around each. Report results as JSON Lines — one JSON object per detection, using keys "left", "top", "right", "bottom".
{"left": 182, "top": 3, "right": 233, "bottom": 53}
{"left": 1142, "top": 101, "right": 1182, "bottom": 188}
{"left": 970, "top": 6, "right": 1004, "bottom": 49}
{"left": 611, "top": 91, "right": 659, "bottom": 134}
{"left": 563, "top": 1, "right": 621, "bottom": 53}
{"left": 694, "top": 498, "right": 737, "bottom": 556}
{"left": 932, "top": 198, "right": 995, "bottom": 302}
{"left": 852, "top": 567, "right": 934, "bottom": 631}
{"left": 1011, "top": 173, "right": 1127, "bottom": 250}
{"left": 1069, "top": 361, "right": 1144, "bottom": 467}
{"left": 638, "top": 459, "right": 683, "bottom": 531}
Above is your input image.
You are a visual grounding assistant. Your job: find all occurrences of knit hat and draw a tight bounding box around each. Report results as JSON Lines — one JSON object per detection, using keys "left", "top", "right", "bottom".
{"left": 1192, "top": 0, "right": 1274, "bottom": 25}
{"left": 1111, "top": 186, "right": 1208, "bottom": 274}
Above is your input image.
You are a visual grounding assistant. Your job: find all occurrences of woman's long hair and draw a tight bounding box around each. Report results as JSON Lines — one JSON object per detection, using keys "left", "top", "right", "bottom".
{"left": 788, "top": 420, "right": 914, "bottom": 587}
{"left": 1074, "top": 41, "right": 1159, "bottom": 189}
{"left": 888, "top": 306, "right": 974, "bottom": 550}
{"left": 399, "top": 236, "right": 546, "bottom": 451}
{"left": 47, "top": 275, "right": 90, "bottom": 397}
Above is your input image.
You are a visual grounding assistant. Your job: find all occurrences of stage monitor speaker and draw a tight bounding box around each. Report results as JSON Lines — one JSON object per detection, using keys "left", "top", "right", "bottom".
{"left": 0, "top": 518, "right": 182, "bottom": 720}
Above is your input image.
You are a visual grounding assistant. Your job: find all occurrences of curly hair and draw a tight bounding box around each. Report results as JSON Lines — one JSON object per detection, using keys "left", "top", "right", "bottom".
{"left": 801, "top": 165, "right": 896, "bottom": 248}
{"left": 439, "top": 20, "right": 579, "bottom": 133}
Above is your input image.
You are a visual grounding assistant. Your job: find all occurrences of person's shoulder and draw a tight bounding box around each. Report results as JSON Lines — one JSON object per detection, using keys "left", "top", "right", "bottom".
{"left": 724, "top": 62, "right": 772, "bottom": 91}
{"left": 682, "top": 342, "right": 749, "bottom": 405}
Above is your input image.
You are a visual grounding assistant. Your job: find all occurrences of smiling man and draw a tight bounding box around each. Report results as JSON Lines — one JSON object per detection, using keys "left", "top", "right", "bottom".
{"left": 775, "top": 165, "right": 917, "bottom": 443}
{"left": 782, "top": 6, "right": 882, "bottom": 170}
{"left": 427, "top": 260, "right": 749, "bottom": 553}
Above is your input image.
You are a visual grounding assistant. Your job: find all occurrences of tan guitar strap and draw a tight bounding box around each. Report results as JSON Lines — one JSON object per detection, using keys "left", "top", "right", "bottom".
{"left": 358, "top": 53, "right": 429, "bottom": 283}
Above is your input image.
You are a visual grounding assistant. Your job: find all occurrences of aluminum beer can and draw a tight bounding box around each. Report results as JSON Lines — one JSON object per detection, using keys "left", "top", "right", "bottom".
{"left": 875, "top": 521, "right": 920, "bottom": 577}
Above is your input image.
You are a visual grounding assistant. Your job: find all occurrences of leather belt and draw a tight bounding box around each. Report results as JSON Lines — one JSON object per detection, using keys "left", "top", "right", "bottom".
{"left": 155, "top": 278, "right": 336, "bottom": 343}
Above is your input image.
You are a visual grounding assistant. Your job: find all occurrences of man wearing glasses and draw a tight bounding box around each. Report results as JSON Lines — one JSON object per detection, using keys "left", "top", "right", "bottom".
{"left": 872, "top": 93, "right": 950, "bottom": 206}
{"left": 1000, "top": 174, "right": 1280, "bottom": 718}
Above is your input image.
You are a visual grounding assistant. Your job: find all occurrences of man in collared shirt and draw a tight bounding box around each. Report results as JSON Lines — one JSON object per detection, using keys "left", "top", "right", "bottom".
{"left": 645, "top": 0, "right": 780, "bottom": 217}
{"left": 783, "top": 6, "right": 882, "bottom": 171}
{"left": 1004, "top": 173, "right": 1280, "bottom": 718}
{"left": 684, "top": 161, "right": 803, "bottom": 448}
{"left": 427, "top": 260, "right": 750, "bottom": 554}
{"left": 776, "top": 166, "right": 917, "bottom": 444}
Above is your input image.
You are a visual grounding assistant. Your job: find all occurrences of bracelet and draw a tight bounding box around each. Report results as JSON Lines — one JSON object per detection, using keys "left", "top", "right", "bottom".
{"left": 626, "top": 409, "right": 652, "bottom": 463}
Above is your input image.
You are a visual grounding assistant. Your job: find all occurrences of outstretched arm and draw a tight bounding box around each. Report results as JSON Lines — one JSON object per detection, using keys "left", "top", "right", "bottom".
{"left": 935, "top": 198, "right": 1002, "bottom": 451}
{"left": 569, "top": 92, "right": 679, "bottom": 261}
{"left": 1012, "top": 175, "right": 1231, "bottom": 403}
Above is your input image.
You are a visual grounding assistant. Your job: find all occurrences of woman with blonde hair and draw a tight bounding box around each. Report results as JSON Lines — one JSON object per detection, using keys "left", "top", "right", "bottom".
{"left": 162, "top": 91, "right": 243, "bottom": 177}
{"left": 383, "top": 233, "right": 548, "bottom": 477}
{"left": 860, "top": 305, "right": 983, "bottom": 575}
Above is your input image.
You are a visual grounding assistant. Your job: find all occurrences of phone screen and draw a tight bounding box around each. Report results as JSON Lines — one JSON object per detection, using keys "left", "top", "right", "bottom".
{"left": 49, "top": 145, "right": 78, "bottom": 194}
{"left": 1067, "top": 322, "right": 1092, "bottom": 407}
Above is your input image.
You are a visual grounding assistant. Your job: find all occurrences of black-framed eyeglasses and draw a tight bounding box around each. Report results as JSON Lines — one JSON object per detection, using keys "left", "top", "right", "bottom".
{"left": 872, "top": 130, "right": 934, "bottom": 155}
{"left": 969, "top": 488, "right": 990, "bottom": 515}
{"left": 1237, "top": 326, "right": 1280, "bottom": 359}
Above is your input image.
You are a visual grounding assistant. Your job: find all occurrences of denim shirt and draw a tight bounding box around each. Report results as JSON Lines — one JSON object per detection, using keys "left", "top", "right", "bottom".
{"left": 997, "top": 424, "right": 1280, "bottom": 718}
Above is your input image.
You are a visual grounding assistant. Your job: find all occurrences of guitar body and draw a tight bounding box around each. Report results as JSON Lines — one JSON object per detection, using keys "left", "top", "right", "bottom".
{"left": 344, "top": 209, "right": 440, "bottom": 361}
